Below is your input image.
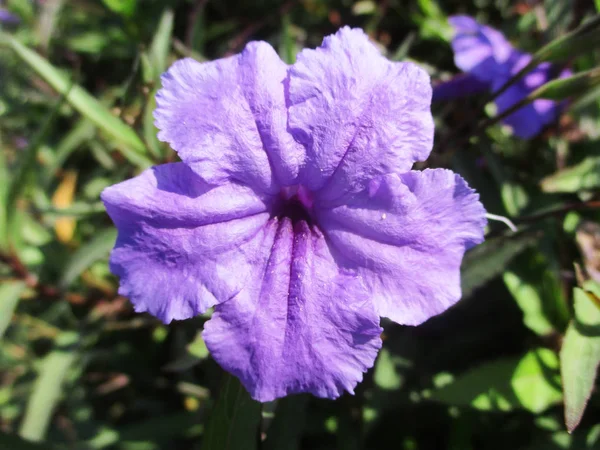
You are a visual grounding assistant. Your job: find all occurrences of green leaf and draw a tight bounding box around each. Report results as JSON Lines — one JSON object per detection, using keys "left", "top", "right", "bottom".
{"left": 429, "top": 348, "right": 562, "bottom": 414}
{"left": 263, "top": 396, "right": 309, "bottom": 450}
{"left": 504, "top": 270, "right": 555, "bottom": 336}
{"left": 2, "top": 33, "right": 151, "bottom": 168}
{"left": 504, "top": 250, "right": 567, "bottom": 336}
{"left": 0, "top": 281, "right": 26, "bottom": 339}
{"left": 533, "top": 15, "right": 600, "bottom": 64}
{"left": 278, "top": 13, "right": 297, "bottom": 64}
{"left": 44, "top": 119, "right": 95, "bottom": 185}
{"left": 528, "top": 67, "right": 600, "bottom": 102}
{"left": 5, "top": 95, "right": 64, "bottom": 247}
{"left": 201, "top": 373, "right": 261, "bottom": 450}
{"left": 19, "top": 331, "right": 80, "bottom": 442}
{"left": 59, "top": 228, "right": 117, "bottom": 289}
{"left": 560, "top": 287, "right": 600, "bottom": 432}
{"left": 150, "top": 8, "right": 174, "bottom": 79}
{"left": 373, "top": 348, "right": 405, "bottom": 390}
{"left": 461, "top": 232, "right": 539, "bottom": 298}
{"left": 102, "top": 0, "right": 137, "bottom": 17}
{"left": 541, "top": 157, "right": 600, "bottom": 193}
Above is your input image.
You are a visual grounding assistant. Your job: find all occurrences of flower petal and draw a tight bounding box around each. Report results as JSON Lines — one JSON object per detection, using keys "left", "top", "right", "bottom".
{"left": 449, "top": 15, "right": 514, "bottom": 82}
{"left": 154, "top": 42, "right": 303, "bottom": 192}
{"left": 101, "top": 163, "right": 274, "bottom": 323}
{"left": 288, "top": 27, "right": 433, "bottom": 203}
{"left": 317, "top": 169, "right": 486, "bottom": 326}
{"left": 432, "top": 73, "right": 489, "bottom": 102}
{"left": 492, "top": 59, "right": 569, "bottom": 139}
{"left": 203, "top": 218, "right": 382, "bottom": 402}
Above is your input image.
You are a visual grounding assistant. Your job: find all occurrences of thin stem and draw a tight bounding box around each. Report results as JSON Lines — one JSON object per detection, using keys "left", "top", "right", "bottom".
{"left": 486, "top": 213, "right": 518, "bottom": 232}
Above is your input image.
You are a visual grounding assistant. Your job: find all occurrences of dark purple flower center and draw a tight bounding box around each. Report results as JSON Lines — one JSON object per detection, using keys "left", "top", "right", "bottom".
{"left": 276, "top": 186, "right": 314, "bottom": 225}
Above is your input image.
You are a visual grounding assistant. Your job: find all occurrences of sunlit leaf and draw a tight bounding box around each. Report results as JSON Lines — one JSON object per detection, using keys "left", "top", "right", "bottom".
{"left": 0, "top": 280, "right": 26, "bottom": 339}
{"left": 540, "top": 157, "right": 600, "bottom": 193}
{"left": 102, "top": 0, "right": 137, "bottom": 17}
{"left": 504, "top": 250, "right": 568, "bottom": 336}
{"left": 150, "top": 8, "right": 174, "bottom": 79}
{"left": 19, "top": 332, "right": 80, "bottom": 442}
{"left": 59, "top": 228, "right": 117, "bottom": 289}
{"left": 430, "top": 348, "right": 562, "bottom": 414}
{"left": 560, "top": 286, "right": 600, "bottom": 432}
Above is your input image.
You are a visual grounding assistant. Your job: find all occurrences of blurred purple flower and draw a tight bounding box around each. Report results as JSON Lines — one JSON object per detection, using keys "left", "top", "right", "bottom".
{"left": 433, "top": 15, "right": 571, "bottom": 139}
{"left": 0, "top": 0, "right": 19, "bottom": 25}
{"left": 102, "top": 28, "right": 486, "bottom": 402}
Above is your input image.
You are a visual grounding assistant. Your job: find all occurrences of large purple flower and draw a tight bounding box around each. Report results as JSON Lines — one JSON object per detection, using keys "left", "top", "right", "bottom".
{"left": 433, "top": 15, "right": 570, "bottom": 139}
{"left": 102, "top": 28, "right": 486, "bottom": 402}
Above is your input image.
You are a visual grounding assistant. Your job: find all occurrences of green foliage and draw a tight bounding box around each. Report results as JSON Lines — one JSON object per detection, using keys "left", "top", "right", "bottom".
{"left": 1, "top": 1, "right": 600, "bottom": 449}
{"left": 0, "top": 281, "right": 26, "bottom": 338}
{"left": 201, "top": 374, "right": 261, "bottom": 450}
{"left": 429, "top": 348, "right": 563, "bottom": 414}
{"left": 541, "top": 157, "right": 600, "bottom": 193}
{"left": 560, "top": 285, "right": 600, "bottom": 432}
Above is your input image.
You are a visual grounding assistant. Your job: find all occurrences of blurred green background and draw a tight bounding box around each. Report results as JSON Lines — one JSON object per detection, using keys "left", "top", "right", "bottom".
{"left": 2, "top": 0, "right": 600, "bottom": 449}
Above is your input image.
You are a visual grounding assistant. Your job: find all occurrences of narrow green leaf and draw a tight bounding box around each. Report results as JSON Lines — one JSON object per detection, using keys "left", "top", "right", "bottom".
{"left": 278, "top": 13, "right": 297, "bottom": 64}
{"left": 461, "top": 231, "right": 539, "bottom": 298}
{"left": 5, "top": 95, "right": 64, "bottom": 247}
{"left": 0, "top": 281, "right": 26, "bottom": 339}
{"left": 534, "top": 15, "right": 600, "bottom": 64}
{"left": 43, "top": 119, "right": 95, "bottom": 185}
{"left": 2, "top": 33, "right": 151, "bottom": 168}
{"left": 19, "top": 331, "right": 80, "bottom": 442}
{"left": 143, "top": 90, "right": 163, "bottom": 159}
{"left": 59, "top": 228, "right": 117, "bottom": 289}
{"left": 0, "top": 138, "right": 7, "bottom": 249}
{"left": 430, "top": 348, "right": 562, "bottom": 414}
{"left": 263, "top": 396, "right": 309, "bottom": 450}
{"left": 541, "top": 157, "right": 600, "bottom": 193}
{"left": 150, "top": 8, "right": 174, "bottom": 78}
{"left": 560, "top": 287, "right": 600, "bottom": 432}
{"left": 201, "top": 373, "right": 261, "bottom": 450}
{"left": 486, "top": 17, "right": 600, "bottom": 106}
{"left": 528, "top": 67, "right": 600, "bottom": 102}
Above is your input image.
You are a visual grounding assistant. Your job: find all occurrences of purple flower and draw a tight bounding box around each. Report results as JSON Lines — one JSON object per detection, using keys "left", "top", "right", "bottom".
{"left": 0, "top": 0, "right": 19, "bottom": 25}
{"left": 0, "top": 9, "right": 19, "bottom": 24}
{"left": 102, "top": 28, "right": 486, "bottom": 402}
{"left": 433, "top": 15, "right": 571, "bottom": 139}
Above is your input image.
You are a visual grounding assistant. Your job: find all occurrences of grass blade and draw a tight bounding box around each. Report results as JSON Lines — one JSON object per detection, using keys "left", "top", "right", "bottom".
{"left": 2, "top": 33, "right": 152, "bottom": 168}
{"left": 19, "top": 331, "right": 80, "bottom": 442}
{"left": 0, "top": 281, "right": 27, "bottom": 338}
{"left": 59, "top": 228, "right": 117, "bottom": 289}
